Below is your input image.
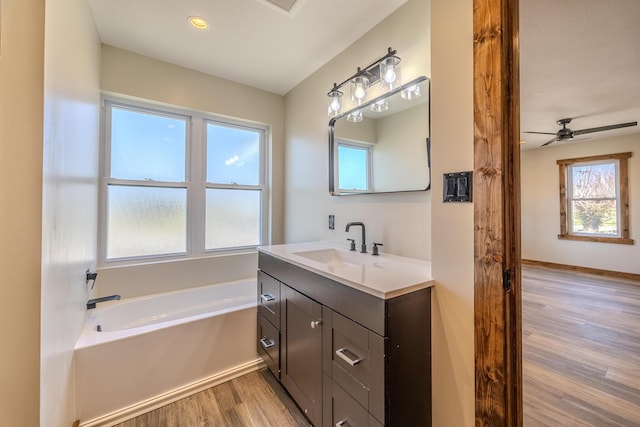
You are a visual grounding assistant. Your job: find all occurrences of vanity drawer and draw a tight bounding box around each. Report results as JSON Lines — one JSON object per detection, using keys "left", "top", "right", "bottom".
{"left": 323, "top": 308, "right": 385, "bottom": 422}
{"left": 257, "top": 313, "right": 280, "bottom": 379}
{"left": 323, "top": 376, "right": 384, "bottom": 427}
{"left": 258, "top": 270, "right": 281, "bottom": 328}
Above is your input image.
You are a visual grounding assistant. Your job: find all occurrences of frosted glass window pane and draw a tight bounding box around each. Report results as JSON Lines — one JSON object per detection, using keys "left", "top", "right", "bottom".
{"left": 206, "top": 189, "right": 260, "bottom": 250}
{"left": 338, "top": 145, "right": 368, "bottom": 191}
{"left": 111, "top": 107, "right": 186, "bottom": 182}
{"left": 107, "top": 185, "right": 187, "bottom": 259}
{"left": 207, "top": 123, "right": 260, "bottom": 185}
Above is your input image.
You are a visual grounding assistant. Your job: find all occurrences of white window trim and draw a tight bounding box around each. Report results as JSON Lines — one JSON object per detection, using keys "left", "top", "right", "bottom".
{"left": 99, "top": 96, "right": 270, "bottom": 267}
{"left": 336, "top": 138, "right": 373, "bottom": 194}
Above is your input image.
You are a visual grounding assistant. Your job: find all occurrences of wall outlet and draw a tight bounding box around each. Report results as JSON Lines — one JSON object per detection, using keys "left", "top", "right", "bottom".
{"left": 328, "top": 215, "right": 335, "bottom": 230}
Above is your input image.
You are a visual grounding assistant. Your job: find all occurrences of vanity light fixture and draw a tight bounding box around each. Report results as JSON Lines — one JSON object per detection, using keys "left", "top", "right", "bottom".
{"left": 347, "top": 109, "right": 363, "bottom": 123}
{"left": 401, "top": 84, "right": 421, "bottom": 100}
{"left": 327, "top": 84, "right": 343, "bottom": 117}
{"left": 326, "top": 47, "right": 401, "bottom": 117}
{"left": 188, "top": 16, "right": 209, "bottom": 30}
{"left": 370, "top": 99, "right": 389, "bottom": 113}
{"left": 379, "top": 56, "right": 401, "bottom": 91}
{"left": 350, "top": 74, "right": 370, "bottom": 105}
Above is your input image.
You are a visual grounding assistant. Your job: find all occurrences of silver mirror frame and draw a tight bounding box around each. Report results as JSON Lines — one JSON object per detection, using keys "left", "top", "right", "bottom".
{"left": 329, "top": 75, "right": 431, "bottom": 195}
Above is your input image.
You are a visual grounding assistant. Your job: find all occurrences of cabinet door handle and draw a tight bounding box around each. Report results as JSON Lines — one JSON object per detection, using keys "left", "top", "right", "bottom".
{"left": 335, "top": 348, "right": 362, "bottom": 366}
{"left": 260, "top": 293, "right": 275, "bottom": 303}
{"left": 336, "top": 419, "right": 348, "bottom": 427}
{"left": 260, "top": 337, "right": 275, "bottom": 349}
{"left": 310, "top": 319, "right": 322, "bottom": 329}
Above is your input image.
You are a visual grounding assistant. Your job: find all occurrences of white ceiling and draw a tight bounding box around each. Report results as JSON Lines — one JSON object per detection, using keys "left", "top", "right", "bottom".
{"left": 89, "top": 0, "right": 640, "bottom": 150}
{"left": 88, "top": 0, "right": 407, "bottom": 96}
{"left": 520, "top": 0, "right": 640, "bottom": 149}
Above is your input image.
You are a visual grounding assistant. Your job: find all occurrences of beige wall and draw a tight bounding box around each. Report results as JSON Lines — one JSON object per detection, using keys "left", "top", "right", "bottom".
{"left": 431, "top": 0, "right": 475, "bottom": 424}
{"left": 522, "top": 133, "right": 640, "bottom": 274}
{"left": 40, "top": 0, "right": 102, "bottom": 425}
{"left": 97, "top": 46, "right": 285, "bottom": 297}
{"left": 0, "top": 0, "right": 45, "bottom": 424}
{"left": 284, "top": 0, "right": 432, "bottom": 260}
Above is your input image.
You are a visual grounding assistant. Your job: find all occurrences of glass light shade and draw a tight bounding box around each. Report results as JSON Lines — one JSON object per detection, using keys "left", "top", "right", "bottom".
{"left": 347, "top": 109, "right": 363, "bottom": 123}
{"left": 370, "top": 99, "right": 389, "bottom": 113}
{"left": 379, "top": 56, "right": 401, "bottom": 91}
{"left": 327, "top": 90, "right": 343, "bottom": 117}
{"left": 350, "top": 75, "right": 369, "bottom": 105}
{"left": 401, "top": 84, "right": 421, "bottom": 100}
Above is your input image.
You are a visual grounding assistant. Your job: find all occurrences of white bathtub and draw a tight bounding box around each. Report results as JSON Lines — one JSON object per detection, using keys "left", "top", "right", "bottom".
{"left": 74, "top": 279, "right": 262, "bottom": 426}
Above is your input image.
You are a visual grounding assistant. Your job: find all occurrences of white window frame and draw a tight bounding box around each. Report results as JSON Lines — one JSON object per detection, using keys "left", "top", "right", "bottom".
{"left": 336, "top": 138, "right": 373, "bottom": 193}
{"left": 99, "top": 96, "right": 269, "bottom": 266}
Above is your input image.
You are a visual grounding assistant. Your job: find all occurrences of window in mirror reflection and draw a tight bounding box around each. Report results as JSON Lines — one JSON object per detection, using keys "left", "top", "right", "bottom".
{"left": 337, "top": 140, "right": 372, "bottom": 193}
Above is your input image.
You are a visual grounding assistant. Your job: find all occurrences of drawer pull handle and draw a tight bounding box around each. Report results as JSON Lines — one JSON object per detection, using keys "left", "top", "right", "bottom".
{"left": 336, "top": 419, "right": 349, "bottom": 427}
{"left": 335, "top": 348, "right": 362, "bottom": 366}
{"left": 260, "top": 293, "right": 275, "bottom": 303}
{"left": 310, "top": 319, "right": 322, "bottom": 329}
{"left": 260, "top": 337, "right": 275, "bottom": 349}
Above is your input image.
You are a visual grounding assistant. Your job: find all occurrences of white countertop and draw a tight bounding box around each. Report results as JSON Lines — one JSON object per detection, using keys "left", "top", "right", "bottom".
{"left": 258, "top": 241, "right": 433, "bottom": 299}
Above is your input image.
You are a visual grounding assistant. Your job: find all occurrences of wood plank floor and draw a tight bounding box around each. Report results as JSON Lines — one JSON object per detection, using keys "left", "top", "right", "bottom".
{"left": 114, "top": 369, "right": 310, "bottom": 427}
{"left": 522, "top": 265, "right": 640, "bottom": 426}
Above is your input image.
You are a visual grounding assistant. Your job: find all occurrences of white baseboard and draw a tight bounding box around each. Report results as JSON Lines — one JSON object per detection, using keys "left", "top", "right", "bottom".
{"left": 80, "top": 358, "right": 265, "bottom": 427}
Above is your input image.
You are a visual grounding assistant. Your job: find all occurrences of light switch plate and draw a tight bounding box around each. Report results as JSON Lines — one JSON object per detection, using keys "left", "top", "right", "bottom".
{"left": 443, "top": 171, "right": 473, "bottom": 202}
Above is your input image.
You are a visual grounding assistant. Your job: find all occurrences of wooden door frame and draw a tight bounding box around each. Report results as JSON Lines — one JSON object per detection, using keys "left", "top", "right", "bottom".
{"left": 473, "top": 0, "right": 523, "bottom": 425}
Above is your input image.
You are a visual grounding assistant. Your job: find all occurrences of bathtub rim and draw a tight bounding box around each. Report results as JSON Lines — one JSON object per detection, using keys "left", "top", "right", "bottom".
{"left": 75, "top": 278, "right": 257, "bottom": 350}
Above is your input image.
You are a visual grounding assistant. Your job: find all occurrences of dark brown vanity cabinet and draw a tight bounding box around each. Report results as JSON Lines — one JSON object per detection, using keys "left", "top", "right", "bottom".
{"left": 257, "top": 252, "right": 431, "bottom": 427}
{"left": 281, "top": 285, "right": 323, "bottom": 427}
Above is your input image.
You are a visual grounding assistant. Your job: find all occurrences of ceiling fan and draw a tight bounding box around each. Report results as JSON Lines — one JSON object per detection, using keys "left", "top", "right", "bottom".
{"left": 524, "top": 118, "right": 638, "bottom": 147}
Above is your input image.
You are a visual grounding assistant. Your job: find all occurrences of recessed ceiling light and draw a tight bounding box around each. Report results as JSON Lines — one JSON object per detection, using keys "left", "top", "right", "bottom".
{"left": 188, "top": 16, "right": 208, "bottom": 30}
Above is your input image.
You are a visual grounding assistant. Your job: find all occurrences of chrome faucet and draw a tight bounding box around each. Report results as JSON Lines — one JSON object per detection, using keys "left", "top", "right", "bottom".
{"left": 86, "top": 295, "right": 121, "bottom": 310}
{"left": 345, "top": 221, "right": 366, "bottom": 253}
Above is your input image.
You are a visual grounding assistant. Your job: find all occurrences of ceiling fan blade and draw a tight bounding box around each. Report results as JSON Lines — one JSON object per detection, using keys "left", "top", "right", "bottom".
{"left": 523, "top": 131, "right": 557, "bottom": 135}
{"left": 573, "top": 121, "right": 638, "bottom": 136}
{"left": 540, "top": 137, "right": 558, "bottom": 147}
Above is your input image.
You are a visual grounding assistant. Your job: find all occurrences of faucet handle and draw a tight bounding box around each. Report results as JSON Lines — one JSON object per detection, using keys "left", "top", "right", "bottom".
{"left": 347, "top": 238, "right": 356, "bottom": 251}
{"left": 372, "top": 242, "right": 383, "bottom": 255}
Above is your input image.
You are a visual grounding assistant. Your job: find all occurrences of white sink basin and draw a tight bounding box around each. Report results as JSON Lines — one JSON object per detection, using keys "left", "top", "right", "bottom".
{"left": 293, "top": 248, "right": 386, "bottom": 268}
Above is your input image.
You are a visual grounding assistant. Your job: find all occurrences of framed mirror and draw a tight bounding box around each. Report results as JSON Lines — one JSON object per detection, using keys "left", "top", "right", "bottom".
{"left": 329, "top": 76, "right": 431, "bottom": 195}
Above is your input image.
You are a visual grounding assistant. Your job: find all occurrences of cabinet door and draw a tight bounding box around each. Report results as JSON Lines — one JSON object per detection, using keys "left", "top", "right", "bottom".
{"left": 282, "top": 285, "right": 323, "bottom": 426}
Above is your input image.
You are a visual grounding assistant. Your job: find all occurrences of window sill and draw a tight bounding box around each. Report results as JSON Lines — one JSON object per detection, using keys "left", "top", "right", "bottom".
{"left": 557, "top": 234, "right": 634, "bottom": 245}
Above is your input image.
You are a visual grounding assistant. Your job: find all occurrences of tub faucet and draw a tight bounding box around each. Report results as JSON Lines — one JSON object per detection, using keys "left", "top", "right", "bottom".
{"left": 87, "top": 295, "right": 121, "bottom": 310}
{"left": 345, "top": 221, "right": 366, "bottom": 253}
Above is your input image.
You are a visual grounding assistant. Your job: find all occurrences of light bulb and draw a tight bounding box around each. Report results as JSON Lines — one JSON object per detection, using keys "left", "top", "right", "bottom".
{"left": 327, "top": 88, "right": 343, "bottom": 116}
{"left": 330, "top": 96, "right": 341, "bottom": 112}
{"left": 384, "top": 68, "right": 396, "bottom": 83}
{"left": 351, "top": 76, "right": 369, "bottom": 104}
{"left": 379, "top": 56, "right": 401, "bottom": 90}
